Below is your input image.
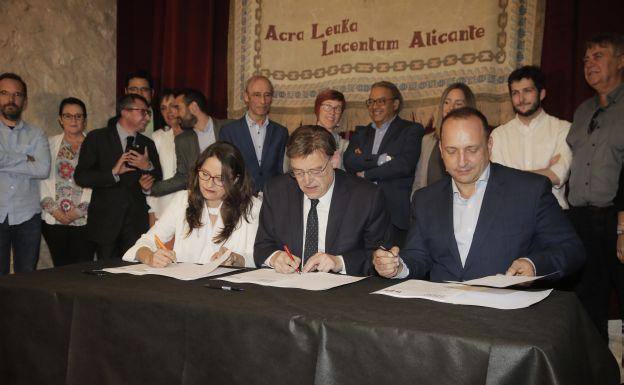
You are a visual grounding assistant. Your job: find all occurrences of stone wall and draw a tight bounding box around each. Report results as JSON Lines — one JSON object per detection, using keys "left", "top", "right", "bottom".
{"left": 0, "top": 0, "right": 116, "bottom": 269}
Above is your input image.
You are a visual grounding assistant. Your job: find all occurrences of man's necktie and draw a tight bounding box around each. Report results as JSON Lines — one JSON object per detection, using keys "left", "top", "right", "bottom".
{"left": 125, "top": 136, "right": 135, "bottom": 152}
{"left": 303, "top": 199, "right": 320, "bottom": 265}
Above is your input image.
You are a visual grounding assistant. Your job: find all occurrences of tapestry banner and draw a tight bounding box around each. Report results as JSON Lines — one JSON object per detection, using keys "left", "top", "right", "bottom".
{"left": 228, "top": 0, "right": 545, "bottom": 131}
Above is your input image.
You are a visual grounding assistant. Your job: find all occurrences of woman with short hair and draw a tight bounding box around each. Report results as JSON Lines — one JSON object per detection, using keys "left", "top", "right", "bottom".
{"left": 40, "top": 97, "right": 94, "bottom": 266}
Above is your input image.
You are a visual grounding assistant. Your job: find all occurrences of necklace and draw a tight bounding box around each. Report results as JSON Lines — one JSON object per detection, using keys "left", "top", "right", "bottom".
{"left": 206, "top": 202, "right": 222, "bottom": 216}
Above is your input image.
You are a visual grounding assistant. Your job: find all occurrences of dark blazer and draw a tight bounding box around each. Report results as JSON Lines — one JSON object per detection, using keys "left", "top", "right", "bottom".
{"left": 74, "top": 121, "right": 162, "bottom": 243}
{"left": 151, "top": 118, "right": 229, "bottom": 196}
{"left": 254, "top": 169, "right": 392, "bottom": 275}
{"left": 402, "top": 163, "right": 585, "bottom": 282}
{"left": 219, "top": 117, "right": 288, "bottom": 192}
{"left": 343, "top": 116, "right": 424, "bottom": 230}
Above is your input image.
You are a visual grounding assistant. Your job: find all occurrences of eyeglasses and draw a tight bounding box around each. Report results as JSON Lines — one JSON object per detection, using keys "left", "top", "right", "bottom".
{"left": 124, "top": 107, "right": 152, "bottom": 117}
{"left": 320, "top": 103, "right": 343, "bottom": 113}
{"left": 365, "top": 97, "right": 395, "bottom": 107}
{"left": 289, "top": 159, "right": 331, "bottom": 179}
{"left": 0, "top": 90, "right": 25, "bottom": 99}
{"left": 588, "top": 108, "right": 603, "bottom": 134}
{"left": 127, "top": 86, "right": 152, "bottom": 94}
{"left": 197, "top": 169, "right": 224, "bottom": 186}
{"left": 61, "top": 113, "right": 85, "bottom": 121}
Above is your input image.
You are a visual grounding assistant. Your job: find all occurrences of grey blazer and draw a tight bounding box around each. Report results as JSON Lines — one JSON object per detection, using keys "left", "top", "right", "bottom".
{"left": 151, "top": 118, "right": 230, "bottom": 196}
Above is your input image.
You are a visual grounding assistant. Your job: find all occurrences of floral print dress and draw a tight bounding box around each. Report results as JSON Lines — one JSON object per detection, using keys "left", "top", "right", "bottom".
{"left": 41, "top": 139, "right": 88, "bottom": 226}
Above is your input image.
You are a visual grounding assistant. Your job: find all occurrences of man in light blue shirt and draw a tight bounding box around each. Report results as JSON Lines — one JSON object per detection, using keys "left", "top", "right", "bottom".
{"left": 0, "top": 73, "right": 51, "bottom": 275}
{"left": 373, "top": 107, "right": 584, "bottom": 283}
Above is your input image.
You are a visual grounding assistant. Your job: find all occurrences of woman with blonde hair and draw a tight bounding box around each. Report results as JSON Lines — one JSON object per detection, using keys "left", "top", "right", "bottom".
{"left": 412, "top": 83, "right": 476, "bottom": 194}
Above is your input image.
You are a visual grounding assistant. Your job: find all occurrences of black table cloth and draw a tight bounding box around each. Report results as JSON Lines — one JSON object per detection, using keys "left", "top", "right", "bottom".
{"left": 0, "top": 261, "right": 619, "bottom": 385}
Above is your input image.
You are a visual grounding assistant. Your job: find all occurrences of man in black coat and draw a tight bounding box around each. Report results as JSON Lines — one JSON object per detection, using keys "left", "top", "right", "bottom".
{"left": 75, "top": 94, "right": 162, "bottom": 259}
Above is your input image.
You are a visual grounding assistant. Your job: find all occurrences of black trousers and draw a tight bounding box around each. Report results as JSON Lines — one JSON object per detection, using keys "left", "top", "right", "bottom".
{"left": 41, "top": 222, "right": 95, "bottom": 267}
{"left": 94, "top": 215, "right": 147, "bottom": 260}
{"left": 568, "top": 206, "right": 624, "bottom": 341}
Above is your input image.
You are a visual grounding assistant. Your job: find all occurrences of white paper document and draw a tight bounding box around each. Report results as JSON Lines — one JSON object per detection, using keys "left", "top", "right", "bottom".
{"left": 372, "top": 280, "right": 552, "bottom": 310}
{"left": 217, "top": 268, "right": 367, "bottom": 291}
{"left": 102, "top": 252, "right": 235, "bottom": 281}
{"left": 446, "top": 273, "right": 554, "bottom": 288}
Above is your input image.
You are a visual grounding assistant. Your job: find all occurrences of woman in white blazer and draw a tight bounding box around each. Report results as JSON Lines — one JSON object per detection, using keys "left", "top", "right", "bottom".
{"left": 40, "top": 97, "right": 94, "bottom": 266}
{"left": 146, "top": 90, "right": 184, "bottom": 222}
{"left": 123, "top": 141, "right": 261, "bottom": 267}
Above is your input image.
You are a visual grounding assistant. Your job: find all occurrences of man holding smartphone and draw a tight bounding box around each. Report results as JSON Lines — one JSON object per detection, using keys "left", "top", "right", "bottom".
{"left": 75, "top": 94, "right": 162, "bottom": 260}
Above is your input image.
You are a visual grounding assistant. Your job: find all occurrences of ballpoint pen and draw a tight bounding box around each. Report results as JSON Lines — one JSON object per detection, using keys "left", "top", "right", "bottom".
{"left": 378, "top": 245, "right": 397, "bottom": 257}
{"left": 283, "top": 245, "right": 301, "bottom": 273}
{"left": 204, "top": 284, "right": 244, "bottom": 292}
{"left": 155, "top": 235, "right": 177, "bottom": 264}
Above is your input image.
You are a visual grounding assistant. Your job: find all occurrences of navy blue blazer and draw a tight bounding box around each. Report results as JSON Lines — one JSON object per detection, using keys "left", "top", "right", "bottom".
{"left": 343, "top": 116, "right": 424, "bottom": 230}
{"left": 219, "top": 117, "right": 288, "bottom": 192}
{"left": 402, "top": 163, "right": 585, "bottom": 282}
{"left": 254, "top": 169, "right": 392, "bottom": 276}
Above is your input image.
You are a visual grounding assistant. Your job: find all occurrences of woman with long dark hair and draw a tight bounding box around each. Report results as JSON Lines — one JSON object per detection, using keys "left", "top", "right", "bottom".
{"left": 122, "top": 141, "right": 260, "bottom": 267}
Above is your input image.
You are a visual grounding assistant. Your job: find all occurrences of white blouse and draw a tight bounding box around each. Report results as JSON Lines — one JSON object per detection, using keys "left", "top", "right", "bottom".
{"left": 123, "top": 192, "right": 261, "bottom": 267}
{"left": 147, "top": 127, "right": 178, "bottom": 218}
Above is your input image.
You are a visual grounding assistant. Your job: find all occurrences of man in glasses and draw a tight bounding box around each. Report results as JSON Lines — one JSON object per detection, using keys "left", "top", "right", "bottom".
{"left": 254, "top": 125, "right": 391, "bottom": 275}
{"left": 122, "top": 70, "right": 165, "bottom": 138}
{"left": 219, "top": 75, "right": 288, "bottom": 192}
{"left": 0, "top": 72, "right": 51, "bottom": 275}
{"left": 566, "top": 33, "right": 624, "bottom": 340}
{"left": 75, "top": 94, "right": 162, "bottom": 260}
{"left": 344, "top": 81, "right": 424, "bottom": 247}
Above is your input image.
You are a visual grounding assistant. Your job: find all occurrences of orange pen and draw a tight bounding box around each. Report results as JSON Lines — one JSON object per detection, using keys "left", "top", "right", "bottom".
{"left": 155, "top": 235, "right": 176, "bottom": 264}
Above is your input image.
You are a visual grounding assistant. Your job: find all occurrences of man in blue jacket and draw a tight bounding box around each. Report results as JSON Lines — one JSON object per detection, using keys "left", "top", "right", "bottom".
{"left": 219, "top": 75, "right": 288, "bottom": 192}
{"left": 373, "top": 107, "right": 585, "bottom": 283}
{"left": 344, "top": 81, "right": 424, "bottom": 246}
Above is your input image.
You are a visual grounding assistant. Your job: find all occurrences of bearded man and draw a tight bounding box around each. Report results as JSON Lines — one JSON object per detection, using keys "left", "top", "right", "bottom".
{"left": 490, "top": 65, "right": 572, "bottom": 209}
{"left": 0, "top": 72, "right": 51, "bottom": 275}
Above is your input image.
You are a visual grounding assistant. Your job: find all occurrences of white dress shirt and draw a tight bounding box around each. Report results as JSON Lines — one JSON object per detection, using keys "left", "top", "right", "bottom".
{"left": 264, "top": 176, "right": 347, "bottom": 273}
{"left": 123, "top": 193, "right": 261, "bottom": 267}
{"left": 490, "top": 110, "right": 572, "bottom": 208}
{"left": 147, "top": 127, "right": 179, "bottom": 218}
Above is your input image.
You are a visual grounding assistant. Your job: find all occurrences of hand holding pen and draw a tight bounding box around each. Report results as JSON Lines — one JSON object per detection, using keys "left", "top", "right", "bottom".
{"left": 152, "top": 234, "right": 177, "bottom": 266}
{"left": 373, "top": 245, "right": 402, "bottom": 278}
{"left": 268, "top": 245, "right": 301, "bottom": 274}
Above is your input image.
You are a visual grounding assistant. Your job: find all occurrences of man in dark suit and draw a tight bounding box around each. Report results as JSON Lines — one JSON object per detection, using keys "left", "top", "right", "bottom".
{"left": 148, "top": 89, "right": 229, "bottom": 196}
{"left": 373, "top": 107, "right": 585, "bottom": 282}
{"left": 219, "top": 75, "right": 288, "bottom": 192}
{"left": 254, "top": 125, "right": 391, "bottom": 276}
{"left": 75, "top": 94, "right": 162, "bottom": 260}
{"left": 344, "top": 81, "right": 424, "bottom": 247}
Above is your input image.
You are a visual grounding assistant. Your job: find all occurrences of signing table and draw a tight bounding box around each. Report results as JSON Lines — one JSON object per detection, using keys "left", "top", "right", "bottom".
{"left": 0, "top": 261, "right": 618, "bottom": 385}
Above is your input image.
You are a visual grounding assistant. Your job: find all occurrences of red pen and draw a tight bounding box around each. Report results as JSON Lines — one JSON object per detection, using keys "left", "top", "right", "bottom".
{"left": 283, "top": 245, "right": 301, "bottom": 273}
